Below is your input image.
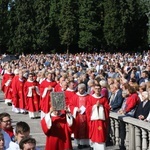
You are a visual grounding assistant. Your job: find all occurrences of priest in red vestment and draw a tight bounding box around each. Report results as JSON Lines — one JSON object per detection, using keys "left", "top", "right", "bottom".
{"left": 24, "top": 73, "right": 40, "bottom": 119}
{"left": 11, "top": 69, "right": 19, "bottom": 111}
{"left": 40, "top": 72, "right": 57, "bottom": 119}
{"left": 1, "top": 66, "right": 14, "bottom": 105}
{"left": 54, "top": 76, "right": 65, "bottom": 92}
{"left": 11, "top": 69, "right": 26, "bottom": 113}
{"left": 65, "top": 80, "right": 76, "bottom": 107}
{"left": 69, "top": 83, "right": 90, "bottom": 149}
{"left": 86, "top": 84, "right": 110, "bottom": 150}
{"left": 41, "top": 107, "right": 74, "bottom": 150}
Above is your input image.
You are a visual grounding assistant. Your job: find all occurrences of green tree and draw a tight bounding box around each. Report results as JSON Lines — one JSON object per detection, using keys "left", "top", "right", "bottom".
{"left": 124, "top": 0, "right": 148, "bottom": 50}
{"left": 141, "top": 0, "right": 150, "bottom": 46}
{"left": 7, "top": 0, "right": 17, "bottom": 53}
{"left": 34, "top": 0, "right": 52, "bottom": 53}
{"left": 103, "top": 0, "right": 126, "bottom": 50}
{"left": 103, "top": 0, "right": 148, "bottom": 50}
{"left": 0, "top": 0, "right": 9, "bottom": 53}
{"left": 78, "top": 0, "right": 103, "bottom": 52}
{"left": 49, "top": 0, "right": 61, "bottom": 52}
{"left": 58, "top": 0, "right": 78, "bottom": 54}
{"left": 9, "top": 0, "right": 35, "bottom": 54}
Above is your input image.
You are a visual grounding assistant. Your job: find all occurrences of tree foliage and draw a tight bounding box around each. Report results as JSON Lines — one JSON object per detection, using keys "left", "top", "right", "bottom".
{"left": 78, "top": 1, "right": 104, "bottom": 51}
{"left": 34, "top": 0, "right": 51, "bottom": 52}
{"left": 8, "top": 0, "right": 35, "bottom": 54}
{"left": 0, "top": 0, "right": 149, "bottom": 54}
{"left": 0, "top": 0, "right": 9, "bottom": 53}
{"left": 57, "top": 0, "right": 78, "bottom": 53}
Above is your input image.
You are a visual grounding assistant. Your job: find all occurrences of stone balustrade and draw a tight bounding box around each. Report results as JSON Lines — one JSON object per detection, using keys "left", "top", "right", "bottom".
{"left": 109, "top": 112, "right": 150, "bottom": 150}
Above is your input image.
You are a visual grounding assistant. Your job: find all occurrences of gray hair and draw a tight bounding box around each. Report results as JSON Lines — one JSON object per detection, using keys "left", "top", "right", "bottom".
{"left": 78, "top": 83, "right": 86, "bottom": 89}
{"left": 99, "top": 80, "right": 107, "bottom": 88}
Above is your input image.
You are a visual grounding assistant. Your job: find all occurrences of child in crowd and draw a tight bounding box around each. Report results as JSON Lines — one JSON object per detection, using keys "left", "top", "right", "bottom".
{"left": 19, "top": 137, "right": 36, "bottom": 150}
{"left": 8, "top": 121, "right": 30, "bottom": 149}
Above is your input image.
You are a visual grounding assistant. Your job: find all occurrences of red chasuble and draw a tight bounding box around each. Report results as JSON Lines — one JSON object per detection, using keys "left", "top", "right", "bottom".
{"left": 69, "top": 93, "right": 89, "bottom": 139}
{"left": 54, "top": 83, "right": 62, "bottom": 92}
{"left": 41, "top": 112, "right": 74, "bottom": 150}
{"left": 1, "top": 73, "right": 11, "bottom": 92}
{"left": 24, "top": 80, "right": 40, "bottom": 112}
{"left": 86, "top": 95, "right": 110, "bottom": 143}
{"left": 11, "top": 77, "right": 26, "bottom": 109}
{"left": 65, "top": 90, "right": 76, "bottom": 106}
{"left": 3, "top": 74, "right": 14, "bottom": 101}
{"left": 40, "top": 80, "right": 57, "bottom": 113}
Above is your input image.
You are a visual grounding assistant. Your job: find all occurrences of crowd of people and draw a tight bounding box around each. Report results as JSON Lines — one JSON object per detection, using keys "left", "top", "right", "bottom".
{"left": 0, "top": 112, "right": 38, "bottom": 150}
{"left": 0, "top": 50, "right": 150, "bottom": 150}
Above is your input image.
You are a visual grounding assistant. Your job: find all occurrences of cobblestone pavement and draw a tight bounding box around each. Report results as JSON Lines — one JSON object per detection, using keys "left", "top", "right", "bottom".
{"left": 0, "top": 92, "right": 118, "bottom": 150}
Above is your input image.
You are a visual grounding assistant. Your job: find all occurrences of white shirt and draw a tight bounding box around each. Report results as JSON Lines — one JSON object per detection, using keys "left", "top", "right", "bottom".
{"left": 146, "top": 112, "right": 150, "bottom": 122}
{"left": 7, "top": 141, "right": 40, "bottom": 150}
{"left": 7, "top": 141, "right": 19, "bottom": 150}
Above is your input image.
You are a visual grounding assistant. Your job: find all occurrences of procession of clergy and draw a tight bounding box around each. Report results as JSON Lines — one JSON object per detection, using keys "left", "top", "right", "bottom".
{"left": 1, "top": 52, "right": 149, "bottom": 150}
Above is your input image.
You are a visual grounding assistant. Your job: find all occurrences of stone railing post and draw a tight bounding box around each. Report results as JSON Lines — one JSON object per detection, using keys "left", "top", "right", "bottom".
{"left": 109, "top": 112, "right": 150, "bottom": 150}
{"left": 142, "top": 129, "right": 148, "bottom": 150}
{"left": 129, "top": 124, "right": 135, "bottom": 150}
{"left": 148, "top": 131, "right": 150, "bottom": 150}
{"left": 125, "top": 123, "right": 129, "bottom": 150}
{"left": 135, "top": 127, "right": 141, "bottom": 150}
{"left": 115, "top": 119, "right": 119, "bottom": 146}
{"left": 110, "top": 118, "right": 115, "bottom": 144}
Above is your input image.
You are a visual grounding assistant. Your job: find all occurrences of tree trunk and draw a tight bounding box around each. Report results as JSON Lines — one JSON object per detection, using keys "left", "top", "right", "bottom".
{"left": 66, "top": 44, "right": 69, "bottom": 55}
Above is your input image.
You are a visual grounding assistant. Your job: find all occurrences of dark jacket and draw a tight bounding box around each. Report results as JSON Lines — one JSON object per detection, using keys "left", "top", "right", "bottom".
{"left": 110, "top": 89, "right": 124, "bottom": 112}
{"left": 134, "top": 100, "right": 150, "bottom": 119}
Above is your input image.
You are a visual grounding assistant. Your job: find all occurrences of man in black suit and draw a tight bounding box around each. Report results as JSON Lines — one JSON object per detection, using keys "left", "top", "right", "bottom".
{"left": 134, "top": 91, "right": 150, "bottom": 120}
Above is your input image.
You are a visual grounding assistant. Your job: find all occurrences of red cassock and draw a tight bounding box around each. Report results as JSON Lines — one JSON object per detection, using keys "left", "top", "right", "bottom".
{"left": 1, "top": 73, "right": 14, "bottom": 100}
{"left": 24, "top": 80, "right": 40, "bottom": 112}
{"left": 54, "top": 83, "right": 62, "bottom": 92}
{"left": 11, "top": 77, "right": 26, "bottom": 109}
{"left": 41, "top": 112, "right": 74, "bottom": 150}
{"left": 11, "top": 75, "right": 19, "bottom": 104}
{"left": 65, "top": 90, "right": 76, "bottom": 106}
{"left": 38, "top": 78, "right": 46, "bottom": 110}
{"left": 69, "top": 93, "right": 89, "bottom": 139}
{"left": 1, "top": 73, "right": 11, "bottom": 92}
{"left": 40, "top": 80, "right": 57, "bottom": 113}
{"left": 86, "top": 95, "right": 110, "bottom": 143}
{"left": 2, "top": 73, "right": 14, "bottom": 101}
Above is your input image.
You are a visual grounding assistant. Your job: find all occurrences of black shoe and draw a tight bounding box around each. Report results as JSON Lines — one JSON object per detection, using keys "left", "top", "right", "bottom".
{"left": 71, "top": 137, "right": 74, "bottom": 140}
{"left": 35, "top": 116, "right": 40, "bottom": 119}
{"left": 119, "top": 145, "right": 126, "bottom": 150}
{"left": 106, "top": 140, "right": 113, "bottom": 146}
{"left": 16, "top": 112, "right": 21, "bottom": 114}
{"left": 83, "top": 145, "right": 90, "bottom": 148}
{"left": 31, "top": 117, "right": 35, "bottom": 119}
{"left": 78, "top": 144, "right": 83, "bottom": 149}
{"left": 23, "top": 112, "right": 28, "bottom": 114}
{"left": 7, "top": 102, "right": 12, "bottom": 106}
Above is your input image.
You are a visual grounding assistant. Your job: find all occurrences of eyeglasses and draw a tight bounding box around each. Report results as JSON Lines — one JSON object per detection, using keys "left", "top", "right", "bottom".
{"left": 1, "top": 119, "right": 12, "bottom": 123}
